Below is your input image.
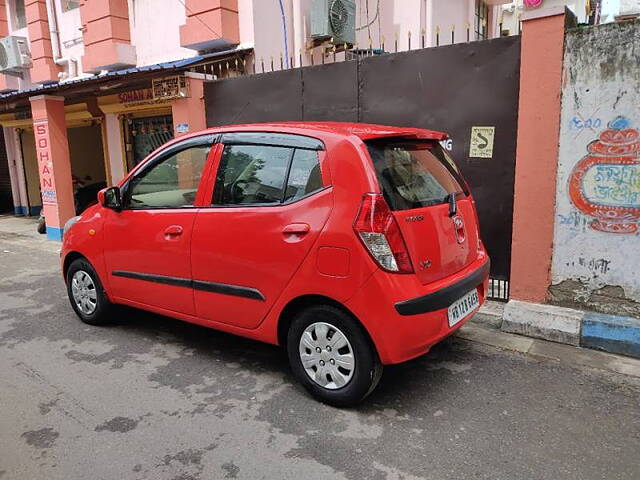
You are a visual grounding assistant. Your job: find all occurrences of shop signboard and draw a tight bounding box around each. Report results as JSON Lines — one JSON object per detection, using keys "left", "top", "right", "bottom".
{"left": 117, "top": 88, "right": 157, "bottom": 108}
{"left": 153, "top": 76, "right": 189, "bottom": 100}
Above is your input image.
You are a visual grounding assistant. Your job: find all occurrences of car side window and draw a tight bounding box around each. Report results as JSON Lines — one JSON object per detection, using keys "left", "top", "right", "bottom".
{"left": 213, "top": 145, "right": 292, "bottom": 205}
{"left": 213, "top": 144, "right": 324, "bottom": 207}
{"left": 126, "top": 145, "right": 210, "bottom": 209}
{"left": 284, "top": 149, "right": 323, "bottom": 202}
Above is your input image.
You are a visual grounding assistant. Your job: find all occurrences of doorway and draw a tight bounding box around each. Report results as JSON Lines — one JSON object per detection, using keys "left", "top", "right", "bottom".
{"left": 123, "top": 114, "right": 174, "bottom": 170}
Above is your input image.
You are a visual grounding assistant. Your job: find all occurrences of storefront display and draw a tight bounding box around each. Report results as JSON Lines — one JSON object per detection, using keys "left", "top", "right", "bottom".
{"left": 125, "top": 115, "right": 174, "bottom": 166}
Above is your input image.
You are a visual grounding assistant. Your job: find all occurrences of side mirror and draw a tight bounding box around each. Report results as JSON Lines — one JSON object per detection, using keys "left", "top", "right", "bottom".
{"left": 99, "top": 187, "right": 122, "bottom": 211}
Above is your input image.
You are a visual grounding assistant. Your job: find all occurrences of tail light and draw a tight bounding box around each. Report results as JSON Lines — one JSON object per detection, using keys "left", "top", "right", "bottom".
{"left": 353, "top": 193, "right": 414, "bottom": 273}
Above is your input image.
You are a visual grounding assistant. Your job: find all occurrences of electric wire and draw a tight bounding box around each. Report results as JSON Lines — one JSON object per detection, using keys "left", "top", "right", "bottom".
{"left": 356, "top": 0, "right": 380, "bottom": 30}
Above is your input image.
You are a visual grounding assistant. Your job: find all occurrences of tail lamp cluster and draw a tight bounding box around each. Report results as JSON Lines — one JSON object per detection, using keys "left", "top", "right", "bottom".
{"left": 353, "top": 193, "right": 414, "bottom": 274}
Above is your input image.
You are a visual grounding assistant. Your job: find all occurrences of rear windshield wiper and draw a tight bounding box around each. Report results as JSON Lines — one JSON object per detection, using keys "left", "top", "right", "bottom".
{"left": 448, "top": 193, "right": 457, "bottom": 217}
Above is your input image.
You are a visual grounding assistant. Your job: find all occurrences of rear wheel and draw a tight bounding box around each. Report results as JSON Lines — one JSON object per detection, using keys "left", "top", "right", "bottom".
{"left": 66, "top": 258, "right": 112, "bottom": 325}
{"left": 287, "top": 305, "right": 382, "bottom": 407}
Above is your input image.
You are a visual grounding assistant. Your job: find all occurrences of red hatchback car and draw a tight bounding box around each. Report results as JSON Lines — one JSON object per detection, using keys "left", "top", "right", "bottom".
{"left": 61, "top": 122, "right": 489, "bottom": 406}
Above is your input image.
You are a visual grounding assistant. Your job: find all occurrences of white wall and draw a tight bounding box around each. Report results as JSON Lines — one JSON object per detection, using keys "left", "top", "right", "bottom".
{"left": 501, "top": 0, "right": 590, "bottom": 34}
{"left": 551, "top": 21, "right": 640, "bottom": 306}
{"left": 354, "top": 0, "right": 423, "bottom": 51}
{"left": 129, "top": 0, "right": 197, "bottom": 66}
{"left": 239, "top": 0, "right": 487, "bottom": 70}
{"left": 55, "top": 2, "right": 84, "bottom": 75}
{"left": 429, "top": 0, "right": 471, "bottom": 45}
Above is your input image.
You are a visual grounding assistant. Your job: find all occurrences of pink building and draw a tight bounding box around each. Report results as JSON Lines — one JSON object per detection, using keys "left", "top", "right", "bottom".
{"left": 0, "top": 0, "right": 582, "bottom": 240}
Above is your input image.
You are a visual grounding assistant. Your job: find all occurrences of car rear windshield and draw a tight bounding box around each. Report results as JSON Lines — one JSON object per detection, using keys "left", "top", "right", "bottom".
{"left": 366, "top": 139, "right": 467, "bottom": 211}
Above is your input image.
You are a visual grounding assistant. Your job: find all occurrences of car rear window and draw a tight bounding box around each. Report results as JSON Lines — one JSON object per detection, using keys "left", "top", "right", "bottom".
{"left": 366, "top": 139, "right": 466, "bottom": 211}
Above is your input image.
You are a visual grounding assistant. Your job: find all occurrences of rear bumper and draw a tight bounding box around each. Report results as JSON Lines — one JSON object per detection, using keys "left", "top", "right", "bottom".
{"left": 394, "top": 260, "right": 490, "bottom": 315}
{"left": 346, "top": 254, "right": 490, "bottom": 365}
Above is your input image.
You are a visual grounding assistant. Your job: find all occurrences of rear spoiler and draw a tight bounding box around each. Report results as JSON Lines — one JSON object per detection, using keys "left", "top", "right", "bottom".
{"left": 350, "top": 128, "right": 448, "bottom": 142}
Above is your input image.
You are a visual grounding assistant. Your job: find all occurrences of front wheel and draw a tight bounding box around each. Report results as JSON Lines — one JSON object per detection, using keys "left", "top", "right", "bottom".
{"left": 287, "top": 305, "right": 383, "bottom": 407}
{"left": 66, "top": 258, "right": 113, "bottom": 325}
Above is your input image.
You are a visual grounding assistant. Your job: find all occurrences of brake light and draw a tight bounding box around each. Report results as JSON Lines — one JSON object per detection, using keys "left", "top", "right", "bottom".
{"left": 353, "top": 193, "right": 414, "bottom": 273}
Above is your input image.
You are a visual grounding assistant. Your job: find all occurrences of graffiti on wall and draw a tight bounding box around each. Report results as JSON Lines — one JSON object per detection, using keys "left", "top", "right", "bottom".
{"left": 567, "top": 116, "right": 640, "bottom": 234}
{"left": 551, "top": 20, "right": 640, "bottom": 306}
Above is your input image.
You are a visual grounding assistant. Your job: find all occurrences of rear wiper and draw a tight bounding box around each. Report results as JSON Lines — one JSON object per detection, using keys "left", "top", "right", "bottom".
{"left": 448, "top": 193, "right": 457, "bottom": 217}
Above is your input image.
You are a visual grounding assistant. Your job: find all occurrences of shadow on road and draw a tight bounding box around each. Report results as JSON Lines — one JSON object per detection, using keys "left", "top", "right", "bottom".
{"left": 103, "top": 304, "right": 467, "bottom": 411}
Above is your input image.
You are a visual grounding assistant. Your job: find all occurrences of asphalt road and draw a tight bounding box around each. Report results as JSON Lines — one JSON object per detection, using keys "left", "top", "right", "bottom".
{"left": 1, "top": 223, "right": 639, "bottom": 480}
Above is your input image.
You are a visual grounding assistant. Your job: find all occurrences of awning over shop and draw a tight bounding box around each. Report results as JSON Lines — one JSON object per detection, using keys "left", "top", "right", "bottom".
{"left": 0, "top": 47, "right": 253, "bottom": 110}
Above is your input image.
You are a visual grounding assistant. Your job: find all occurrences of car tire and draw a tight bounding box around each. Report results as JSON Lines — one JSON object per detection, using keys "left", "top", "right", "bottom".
{"left": 66, "top": 258, "right": 113, "bottom": 326}
{"left": 287, "top": 305, "right": 383, "bottom": 407}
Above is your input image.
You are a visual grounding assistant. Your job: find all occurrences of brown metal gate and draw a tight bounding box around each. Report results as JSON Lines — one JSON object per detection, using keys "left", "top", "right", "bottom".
{"left": 205, "top": 36, "right": 521, "bottom": 299}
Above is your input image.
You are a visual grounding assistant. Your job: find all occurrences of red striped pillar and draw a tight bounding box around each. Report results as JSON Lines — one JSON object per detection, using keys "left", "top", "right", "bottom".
{"left": 29, "top": 95, "right": 74, "bottom": 241}
{"left": 80, "top": 0, "right": 136, "bottom": 72}
{"left": 25, "top": 0, "right": 60, "bottom": 83}
{"left": 179, "top": 0, "right": 239, "bottom": 51}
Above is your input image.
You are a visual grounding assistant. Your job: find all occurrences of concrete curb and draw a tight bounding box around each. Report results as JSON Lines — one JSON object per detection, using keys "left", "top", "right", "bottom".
{"left": 457, "top": 323, "right": 640, "bottom": 379}
{"left": 500, "top": 300, "right": 640, "bottom": 359}
{"left": 582, "top": 313, "right": 640, "bottom": 358}
{"left": 471, "top": 300, "right": 505, "bottom": 329}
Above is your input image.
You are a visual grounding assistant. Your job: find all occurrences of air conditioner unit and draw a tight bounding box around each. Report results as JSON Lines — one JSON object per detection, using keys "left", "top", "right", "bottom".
{"left": 502, "top": 4, "right": 516, "bottom": 14}
{"left": 0, "top": 36, "right": 31, "bottom": 75}
{"left": 311, "top": 0, "right": 356, "bottom": 45}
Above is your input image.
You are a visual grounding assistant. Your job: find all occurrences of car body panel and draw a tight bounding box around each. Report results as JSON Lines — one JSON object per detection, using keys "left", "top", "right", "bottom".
{"left": 393, "top": 198, "right": 480, "bottom": 284}
{"left": 346, "top": 252, "right": 489, "bottom": 364}
{"left": 191, "top": 190, "right": 333, "bottom": 329}
{"left": 102, "top": 208, "right": 199, "bottom": 315}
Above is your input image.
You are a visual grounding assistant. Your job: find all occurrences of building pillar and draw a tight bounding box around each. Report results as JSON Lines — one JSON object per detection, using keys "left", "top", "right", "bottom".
{"left": 171, "top": 73, "right": 207, "bottom": 138}
{"left": 0, "top": 0, "right": 10, "bottom": 91}
{"left": 79, "top": 0, "right": 136, "bottom": 72}
{"left": 3, "top": 127, "right": 28, "bottom": 215}
{"left": 29, "top": 95, "right": 74, "bottom": 241}
{"left": 25, "top": 0, "right": 61, "bottom": 83}
{"left": 103, "top": 113, "right": 126, "bottom": 184}
{"left": 509, "top": 7, "right": 573, "bottom": 303}
{"left": 179, "top": 0, "right": 239, "bottom": 51}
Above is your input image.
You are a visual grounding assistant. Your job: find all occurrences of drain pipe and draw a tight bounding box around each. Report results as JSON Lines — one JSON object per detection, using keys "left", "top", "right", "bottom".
{"left": 277, "top": 0, "right": 290, "bottom": 68}
{"left": 44, "top": 0, "right": 77, "bottom": 80}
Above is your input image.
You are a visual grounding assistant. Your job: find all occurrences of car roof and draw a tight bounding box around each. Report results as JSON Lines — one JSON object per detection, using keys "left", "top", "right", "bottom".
{"left": 120, "top": 122, "right": 449, "bottom": 187}
{"left": 193, "top": 122, "right": 448, "bottom": 142}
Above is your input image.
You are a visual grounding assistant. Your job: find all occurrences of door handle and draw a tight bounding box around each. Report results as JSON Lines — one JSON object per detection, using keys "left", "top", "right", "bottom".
{"left": 164, "top": 225, "right": 184, "bottom": 237}
{"left": 282, "top": 223, "right": 310, "bottom": 235}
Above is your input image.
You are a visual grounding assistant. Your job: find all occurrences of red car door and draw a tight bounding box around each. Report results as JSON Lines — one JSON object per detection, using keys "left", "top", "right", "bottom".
{"left": 103, "top": 135, "right": 216, "bottom": 315}
{"left": 190, "top": 132, "right": 332, "bottom": 329}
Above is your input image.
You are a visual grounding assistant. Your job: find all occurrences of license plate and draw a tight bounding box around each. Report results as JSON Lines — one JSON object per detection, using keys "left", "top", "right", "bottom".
{"left": 447, "top": 289, "right": 480, "bottom": 327}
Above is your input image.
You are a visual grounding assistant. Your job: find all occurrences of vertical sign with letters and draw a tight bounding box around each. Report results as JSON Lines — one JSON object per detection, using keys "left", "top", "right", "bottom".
{"left": 34, "top": 120, "right": 57, "bottom": 205}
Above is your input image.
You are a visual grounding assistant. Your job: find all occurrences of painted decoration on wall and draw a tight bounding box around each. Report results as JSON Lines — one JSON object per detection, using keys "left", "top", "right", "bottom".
{"left": 523, "top": 0, "right": 544, "bottom": 7}
{"left": 568, "top": 116, "right": 640, "bottom": 234}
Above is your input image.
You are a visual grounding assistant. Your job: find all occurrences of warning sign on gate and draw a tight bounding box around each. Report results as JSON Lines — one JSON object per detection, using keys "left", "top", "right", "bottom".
{"left": 469, "top": 126, "right": 495, "bottom": 158}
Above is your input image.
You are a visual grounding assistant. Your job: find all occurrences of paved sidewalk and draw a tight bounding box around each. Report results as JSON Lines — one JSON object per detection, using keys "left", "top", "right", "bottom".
{"left": 0, "top": 214, "right": 59, "bottom": 253}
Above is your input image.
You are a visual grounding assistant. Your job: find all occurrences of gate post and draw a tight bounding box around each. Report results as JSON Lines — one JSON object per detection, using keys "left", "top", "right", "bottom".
{"left": 171, "top": 73, "right": 207, "bottom": 138}
{"left": 29, "top": 95, "right": 75, "bottom": 241}
{"left": 509, "top": 7, "right": 574, "bottom": 303}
